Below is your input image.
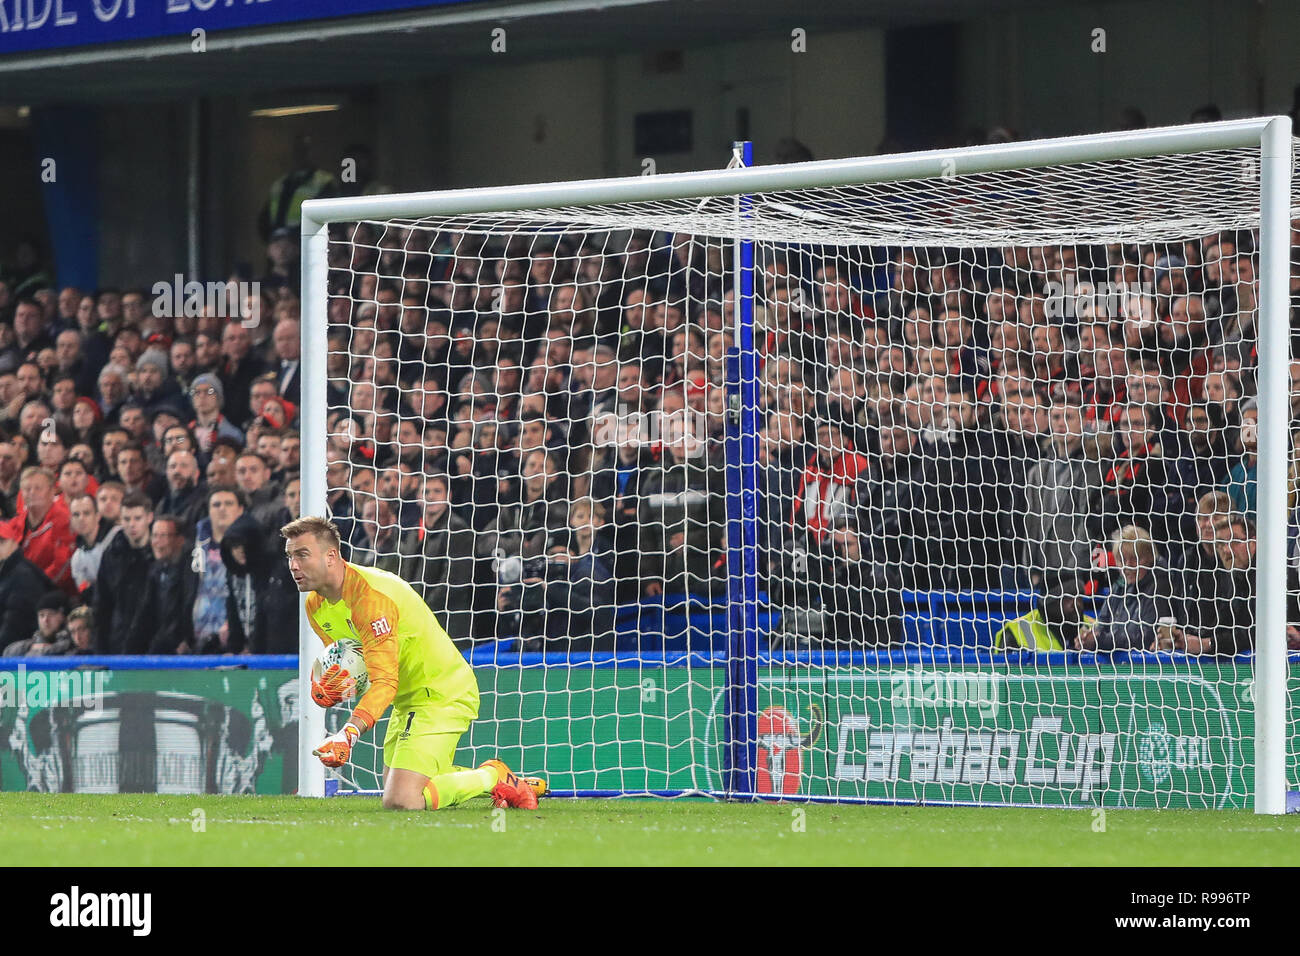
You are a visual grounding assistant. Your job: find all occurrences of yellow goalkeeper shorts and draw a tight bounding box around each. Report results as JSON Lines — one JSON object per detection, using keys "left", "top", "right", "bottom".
{"left": 383, "top": 699, "right": 476, "bottom": 777}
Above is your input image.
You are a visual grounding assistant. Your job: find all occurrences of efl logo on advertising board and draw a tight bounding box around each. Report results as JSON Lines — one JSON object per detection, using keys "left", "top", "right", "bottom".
{"left": 755, "top": 705, "right": 822, "bottom": 795}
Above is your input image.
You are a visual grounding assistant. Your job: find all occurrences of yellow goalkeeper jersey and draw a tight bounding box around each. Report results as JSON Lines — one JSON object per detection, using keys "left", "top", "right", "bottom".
{"left": 305, "top": 562, "right": 479, "bottom": 733}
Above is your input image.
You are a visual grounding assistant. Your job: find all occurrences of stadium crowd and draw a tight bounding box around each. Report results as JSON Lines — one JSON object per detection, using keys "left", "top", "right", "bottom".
{"left": 1, "top": 160, "right": 1298, "bottom": 658}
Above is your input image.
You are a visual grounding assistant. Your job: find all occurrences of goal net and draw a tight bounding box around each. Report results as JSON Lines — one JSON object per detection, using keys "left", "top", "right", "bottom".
{"left": 302, "top": 119, "right": 1297, "bottom": 810}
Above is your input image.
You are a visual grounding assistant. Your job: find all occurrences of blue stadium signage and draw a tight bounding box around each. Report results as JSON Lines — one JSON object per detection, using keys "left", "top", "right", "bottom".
{"left": 0, "top": 0, "right": 477, "bottom": 56}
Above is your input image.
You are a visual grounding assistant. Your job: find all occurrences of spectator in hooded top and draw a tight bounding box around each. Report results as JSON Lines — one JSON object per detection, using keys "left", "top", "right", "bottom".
{"left": 75, "top": 293, "right": 111, "bottom": 373}
{"left": 220, "top": 507, "right": 298, "bottom": 654}
{"left": 1177, "top": 402, "right": 1233, "bottom": 496}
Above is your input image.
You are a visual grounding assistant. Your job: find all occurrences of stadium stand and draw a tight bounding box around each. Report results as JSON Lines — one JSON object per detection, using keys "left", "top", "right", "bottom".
{"left": 0, "top": 137, "right": 1296, "bottom": 660}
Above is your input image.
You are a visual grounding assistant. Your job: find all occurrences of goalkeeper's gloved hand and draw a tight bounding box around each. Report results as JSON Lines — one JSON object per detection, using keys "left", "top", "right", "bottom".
{"left": 310, "top": 663, "right": 356, "bottom": 709}
{"left": 313, "top": 722, "right": 361, "bottom": 768}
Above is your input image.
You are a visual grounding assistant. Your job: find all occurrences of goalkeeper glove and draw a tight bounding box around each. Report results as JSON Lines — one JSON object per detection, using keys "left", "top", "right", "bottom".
{"left": 313, "top": 722, "right": 361, "bottom": 768}
{"left": 310, "top": 663, "right": 356, "bottom": 709}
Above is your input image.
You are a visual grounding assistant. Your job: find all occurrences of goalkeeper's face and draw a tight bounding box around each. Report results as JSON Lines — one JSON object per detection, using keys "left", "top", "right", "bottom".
{"left": 285, "top": 534, "right": 337, "bottom": 593}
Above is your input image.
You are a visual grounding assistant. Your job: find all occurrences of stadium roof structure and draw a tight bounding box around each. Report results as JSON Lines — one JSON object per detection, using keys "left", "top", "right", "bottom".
{"left": 0, "top": 0, "right": 1058, "bottom": 104}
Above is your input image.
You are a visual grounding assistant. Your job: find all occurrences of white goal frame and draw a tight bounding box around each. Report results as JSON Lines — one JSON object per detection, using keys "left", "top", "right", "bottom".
{"left": 298, "top": 116, "right": 1294, "bottom": 813}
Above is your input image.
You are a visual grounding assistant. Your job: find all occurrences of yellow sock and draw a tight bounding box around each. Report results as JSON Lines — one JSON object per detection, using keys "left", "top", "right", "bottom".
{"left": 422, "top": 767, "right": 496, "bottom": 810}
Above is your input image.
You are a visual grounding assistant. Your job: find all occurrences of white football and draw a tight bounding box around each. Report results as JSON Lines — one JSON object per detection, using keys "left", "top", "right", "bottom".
{"left": 312, "top": 638, "right": 370, "bottom": 701}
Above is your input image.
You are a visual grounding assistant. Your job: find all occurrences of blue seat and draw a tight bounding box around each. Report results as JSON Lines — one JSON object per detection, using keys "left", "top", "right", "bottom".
{"left": 901, "top": 590, "right": 1040, "bottom": 649}
{"left": 614, "top": 592, "right": 779, "bottom": 652}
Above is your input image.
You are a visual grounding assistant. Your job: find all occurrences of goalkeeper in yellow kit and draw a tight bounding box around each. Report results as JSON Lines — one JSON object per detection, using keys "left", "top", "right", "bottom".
{"left": 282, "top": 515, "right": 544, "bottom": 811}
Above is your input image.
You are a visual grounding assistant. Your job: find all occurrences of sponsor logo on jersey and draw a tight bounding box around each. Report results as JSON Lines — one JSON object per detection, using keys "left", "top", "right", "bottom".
{"left": 372, "top": 617, "right": 392, "bottom": 636}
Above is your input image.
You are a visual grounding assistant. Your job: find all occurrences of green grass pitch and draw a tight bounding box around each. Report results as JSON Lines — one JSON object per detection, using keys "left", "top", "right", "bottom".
{"left": 3, "top": 792, "right": 1299, "bottom": 865}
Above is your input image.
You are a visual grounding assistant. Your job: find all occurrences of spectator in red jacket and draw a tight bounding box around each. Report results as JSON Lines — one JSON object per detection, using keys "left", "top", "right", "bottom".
{"left": 18, "top": 466, "right": 75, "bottom": 594}
{"left": 792, "top": 417, "right": 869, "bottom": 546}
{"left": 0, "top": 515, "right": 55, "bottom": 653}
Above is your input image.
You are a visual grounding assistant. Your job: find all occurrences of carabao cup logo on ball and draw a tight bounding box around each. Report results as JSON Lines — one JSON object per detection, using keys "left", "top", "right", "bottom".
{"left": 313, "top": 638, "right": 371, "bottom": 702}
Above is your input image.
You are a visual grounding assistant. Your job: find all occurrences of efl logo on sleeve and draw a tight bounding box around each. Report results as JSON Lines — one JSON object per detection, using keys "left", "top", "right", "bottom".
{"left": 371, "top": 618, "right": 391, "bottom": 636}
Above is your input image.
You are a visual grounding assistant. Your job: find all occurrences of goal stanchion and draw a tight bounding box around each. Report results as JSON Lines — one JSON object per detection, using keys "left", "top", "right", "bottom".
{"left": 723, "top": 139, "right": 760, "bottom": 798}
{"left": 296, "top": 117, "right": 1295, "bottom": 811}
{"left": 299, "top": 214, "right": 329, "bottom": 800}
{"left": 1253, "top": 116, "right": 1292, "bottom": 815}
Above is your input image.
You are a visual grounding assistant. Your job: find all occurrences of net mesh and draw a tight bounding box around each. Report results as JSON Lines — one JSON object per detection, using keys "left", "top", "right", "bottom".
{"left": 317, "top": 141, "right": 1299, "bottom": 807}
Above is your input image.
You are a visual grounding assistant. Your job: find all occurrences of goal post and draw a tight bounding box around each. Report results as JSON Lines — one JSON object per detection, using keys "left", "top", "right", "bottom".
{"left": 298, "top": 117, "right": 1295, "bottom": 812}
{"left": 1255, "top": 116, "right": 1293, "bottom": 814}
{"left": 725, "top": 139, "right": 761, "bottom": 797}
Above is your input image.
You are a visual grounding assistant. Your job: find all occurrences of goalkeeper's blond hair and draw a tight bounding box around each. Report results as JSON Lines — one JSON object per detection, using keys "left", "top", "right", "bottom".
{"left": 281, "top": 515, "right": 342, "bottom": 552}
